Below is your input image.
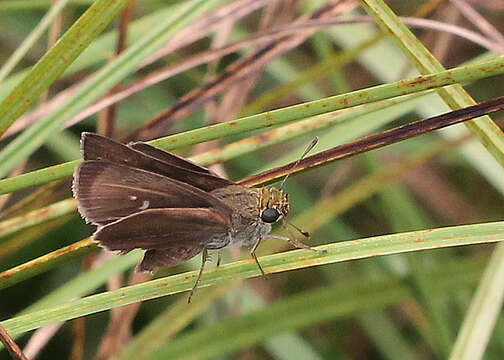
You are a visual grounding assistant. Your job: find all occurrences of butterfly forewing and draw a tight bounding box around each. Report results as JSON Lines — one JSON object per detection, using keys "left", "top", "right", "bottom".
{"left": 81, "top": 133, "right": 232, "bottom": 191}
{"left": 94, "top": 208, "right": 230, "bottom": 251}
{"left": 73, "top": 161, "right": 231, "bottom": 225}
{"left": 128, "top": 141, "right": 234, "bottom": 190}
{"left": 129, "top": 141, "right": 211, "bottom": 174}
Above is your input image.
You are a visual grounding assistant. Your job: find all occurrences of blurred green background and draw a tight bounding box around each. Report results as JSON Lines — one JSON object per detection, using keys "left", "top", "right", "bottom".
{"left": 0, "top": 0, "right": 503, "bottom": 359}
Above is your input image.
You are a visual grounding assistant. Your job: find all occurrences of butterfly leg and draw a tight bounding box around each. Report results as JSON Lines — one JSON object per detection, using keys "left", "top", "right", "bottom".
{"left": 280, "top": 220, "right": 326, "bottom": 254}
{"left": 266, "top": 235, "right": 326, "bottom": 254}
{"left": 188, "top": 248, "right": 209, "bottom": 304}
{"left": 216, "top": 249, "right": 223, "bottom": 267}
{"left": 250, "top": 237, "right": 265, "bottom": 276}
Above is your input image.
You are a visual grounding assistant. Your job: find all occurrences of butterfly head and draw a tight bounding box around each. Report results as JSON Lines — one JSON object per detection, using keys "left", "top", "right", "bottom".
{"left": 258, "top": 187, "right": 289, "bottom": 224}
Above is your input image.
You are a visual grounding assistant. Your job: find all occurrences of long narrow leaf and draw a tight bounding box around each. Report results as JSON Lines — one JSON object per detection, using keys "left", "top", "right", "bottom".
{"left": 450, "top": 242, "right": 504, "bottom": 359}
{"left": 360, "top": 0, "right": 504, "bottom": 169}
{"left": 0, "top": 0, "right": 72, "bottom": 82}
{"left": 1, "top": 221, "right": 502, "bottom": 339}
{"left": 0, "top": 56, "right": 503, "bottom": 193}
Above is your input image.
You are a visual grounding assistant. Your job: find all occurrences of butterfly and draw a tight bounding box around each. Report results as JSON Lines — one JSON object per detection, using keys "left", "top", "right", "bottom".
{"left": 72, "top": 133, "right": 322, "bottom": 301}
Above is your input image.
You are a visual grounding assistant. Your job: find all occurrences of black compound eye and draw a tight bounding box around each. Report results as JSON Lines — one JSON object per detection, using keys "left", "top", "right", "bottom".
{"left": 261, "top": 208, "right": 281, "bottom": 223}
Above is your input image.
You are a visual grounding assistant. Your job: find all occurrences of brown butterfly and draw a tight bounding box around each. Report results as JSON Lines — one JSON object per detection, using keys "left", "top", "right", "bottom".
{"left": 72, "top": 133, "right": 322, "bottom": 301}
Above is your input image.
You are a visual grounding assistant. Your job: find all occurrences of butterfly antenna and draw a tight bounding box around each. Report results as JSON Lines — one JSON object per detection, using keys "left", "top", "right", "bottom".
{"left": 279, "top": 136, "right": 319, "bottom": 189}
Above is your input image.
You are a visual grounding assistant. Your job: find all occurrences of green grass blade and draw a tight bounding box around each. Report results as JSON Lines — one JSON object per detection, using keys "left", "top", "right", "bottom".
{"left": 115, "top": 284, "right": 232, "bottom": 360}
{"left": 0, "top": 55, "right": 503, "bottom": 193}
{"left": 0, "top": 0, "right": 72, "bottom": 82}
{"left": 450, "top": 242, "right": 504, "bottom": 359}
{"left": 0, "top": 198, "right": 77, "bottom": 240}
{"left": 1, "top": 221, "right": 502, "bottom": 339}
{"left": 148, "top": 279, "right": 409, "bottom": 360}
{"left": 0, "top": 160, "right": 79, "bottom": 195}
{"left": 0, "top": 0, "right": 130, "bottom": 137}
{"left": 360, "top": 0, "right": 504, "bottom": 167}
{"left": 193, "top": 92, "right": 429, "bottom": 166}
{"left": 149, "top": 259, "right": 488, "bottom": 360}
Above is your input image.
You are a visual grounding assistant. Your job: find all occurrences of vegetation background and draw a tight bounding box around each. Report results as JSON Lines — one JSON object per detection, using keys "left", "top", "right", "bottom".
{"left": 0, "top": 0, "right": 503, "bottom": 359}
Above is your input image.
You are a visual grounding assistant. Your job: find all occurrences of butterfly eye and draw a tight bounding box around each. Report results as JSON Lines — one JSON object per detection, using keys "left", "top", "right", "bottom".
{"left": 261, "top": 208, "right": 281, "bottom": 223}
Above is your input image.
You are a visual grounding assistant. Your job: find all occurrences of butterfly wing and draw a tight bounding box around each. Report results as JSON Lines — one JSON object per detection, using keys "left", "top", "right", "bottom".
{"left": 128, "top": 141, "right": 211, "bottom": 174}
{"left": 93, "top": 208, "right": 230, "bottom": 252}
{"left": 138, "top": 248, "right": 204, "bottom": 272}
{"left": 80, "top": 132, "right": 232, "bottom": 191}
{"left": 73, "top": 161, "right": 231, "bottom": 225}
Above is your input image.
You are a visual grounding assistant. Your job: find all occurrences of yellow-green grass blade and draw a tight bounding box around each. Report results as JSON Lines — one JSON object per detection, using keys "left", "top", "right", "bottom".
{"left": 360, "top": 0, "right": 504, "bottom": 168}
{"left": 1, "top": 56, "right": 503, "bottom": 194}
{"left": 0, "top": 0, "right": 72, "bottom": 82}
{"left": 0, "top": 0, "right": 93, "bottom": 11}
{"left": 0, "top": 92, "right": 426, "bottom": 244}
{"left": 144, "top": 256, "right": 492, "bottom": 360}
{"left": 450, "top": 242, "right": 504, "bottom": 360}
{"left": 1, "top": 221, "right": 502, "bottom": 339}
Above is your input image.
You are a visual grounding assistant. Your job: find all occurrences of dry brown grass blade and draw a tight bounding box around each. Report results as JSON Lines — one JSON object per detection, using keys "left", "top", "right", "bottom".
{"left": 23, "top": 323, "right": 63, "bottom": 360}
{"left": 239, "top": 96, "right": 504, "bottom": 187}
{"left": 97, "top": 2, "right": 134, "bottom": 138}
{"left": 0, "top": 323, "right": 28, "bottom": 360}
{"left": 451, "top": 0, "right": 504, "bottom": 45}
{"left": 95, "top": 272, "right": 150, "bottom": 360}
{"left": 213, "top": 0, "right": 299, "bottom": 125}
{"left": 69, "top": 318, "right": 85, "bottom": 360}
{"left": 126, "top": 0, "right": 358, "bottom": 141}
{"left": 402, "top": 161, "right": 480, "bottom": 224}
{"left": 140, "top": 0, "right": 275, "bottom": 68}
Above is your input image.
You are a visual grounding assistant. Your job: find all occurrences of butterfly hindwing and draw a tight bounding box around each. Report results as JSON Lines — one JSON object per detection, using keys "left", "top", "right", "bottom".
{"left": 93, "top": 208, "right": 231, "bottom": 251}
{"left": 138, "top": 247, "right": 205, "bottom": 272}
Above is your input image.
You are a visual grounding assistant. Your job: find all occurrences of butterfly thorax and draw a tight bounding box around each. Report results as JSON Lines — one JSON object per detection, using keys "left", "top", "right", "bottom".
{"left": 208, "top": 185, "right": 289, "bottom": 248}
